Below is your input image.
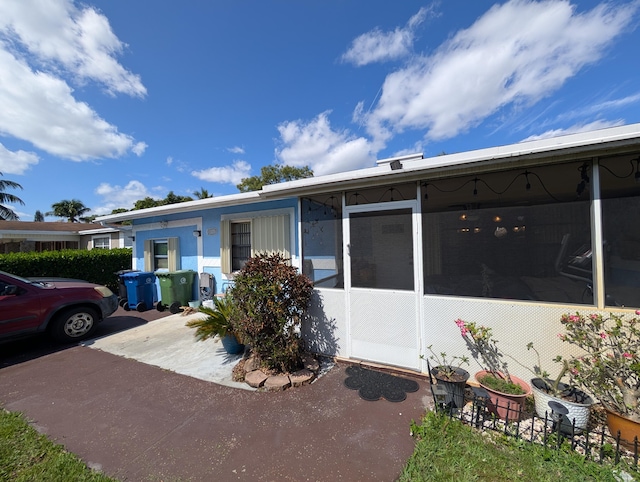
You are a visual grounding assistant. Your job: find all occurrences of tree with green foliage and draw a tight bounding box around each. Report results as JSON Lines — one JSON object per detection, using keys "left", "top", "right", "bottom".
{"left": 132, "top": 192, "right": 193, "bottom": 211}
{"left": 193, "top": 187, "right": 212, "bottom": 199}
{"left": 236, "top": 164, "right": 313, "bottom": 192}
{"left": 0, "top": 172, "right": 24, "bottom": 220}
{"left": 47, "top": 199, "right": 90, "bottom": 223}
{"left": 33, "top": 210, "right": 45, "bottom": 222}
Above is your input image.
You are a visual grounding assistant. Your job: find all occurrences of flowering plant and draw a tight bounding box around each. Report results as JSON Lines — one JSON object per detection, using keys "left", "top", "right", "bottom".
{"left": 424, "top": 346, "right": 469, "bottom": 381}
{"left": 455, "top": 319, "right": 524, "bottom": 394}
{"left": 560, "top": 311, "right": 640, "bottom": 421}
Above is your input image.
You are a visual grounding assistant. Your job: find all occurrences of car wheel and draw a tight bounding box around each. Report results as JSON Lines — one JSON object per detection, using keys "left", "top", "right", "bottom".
{"left": 50, "top": 307, "right": 99, "bottom": 343}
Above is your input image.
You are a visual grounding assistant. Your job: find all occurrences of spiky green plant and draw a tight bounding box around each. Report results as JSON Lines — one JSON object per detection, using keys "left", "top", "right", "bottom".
{"left": 186, "top": 295, "right": 236, "bottom": 341}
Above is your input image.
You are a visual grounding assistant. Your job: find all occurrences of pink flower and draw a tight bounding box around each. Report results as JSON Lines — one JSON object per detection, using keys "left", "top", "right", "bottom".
{"left": 455, "top": 319, "right": 468, "bottom": 336}
{"left": 557, "top": 333, "right": 566, "bottom": 341}
{"left": 623, "top": 352, "right": 633, "bottom": 359}
{"left": 599, "top": 332, "right": 607, "bottom": 339}
{"left": 570, "top": 368, "right": 579, "bottom": 375}
{"left": 569, "top": 315, "right": 581, "bottom": 323}
{"left": 635, "top": 310, "right": 640, "bottom": 316}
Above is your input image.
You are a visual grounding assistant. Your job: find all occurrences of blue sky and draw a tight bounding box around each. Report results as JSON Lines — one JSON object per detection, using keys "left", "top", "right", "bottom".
{"left": 1, "top": 0, "right": 639, "bottom": 220}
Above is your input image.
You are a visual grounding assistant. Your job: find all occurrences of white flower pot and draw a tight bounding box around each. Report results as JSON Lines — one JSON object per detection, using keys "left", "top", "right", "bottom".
{"left": 531, "top": 378, "right": 593, "bottom": 432}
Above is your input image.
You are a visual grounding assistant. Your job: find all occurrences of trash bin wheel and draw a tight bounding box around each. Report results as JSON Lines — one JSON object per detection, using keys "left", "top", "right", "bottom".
{"left": 169, "top": 302, "right": 182, "bottom": 314}
{"left": 156, "top": 303, "right": 166, "bottom": 312}
{"left": 136, "top": 302, "right": 147, "bottom": 312}
{"left": 123, "top": 303, "right": 131, "bottom": 311}
{"left": 119, "top": 298, "right": 128, "bottom": 308}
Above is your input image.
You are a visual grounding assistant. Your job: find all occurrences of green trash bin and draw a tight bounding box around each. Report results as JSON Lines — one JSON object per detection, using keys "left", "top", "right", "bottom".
{"left": 155, "top": 270, "right": 196, "bottom": 314}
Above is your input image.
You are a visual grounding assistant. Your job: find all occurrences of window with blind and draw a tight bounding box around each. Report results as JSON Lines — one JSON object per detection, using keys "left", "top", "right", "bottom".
{"left": 220, "top": 214, "right": 290, "bottom": 274}
{"left": 144, "top": 238, "right": 180, "bottom": 271}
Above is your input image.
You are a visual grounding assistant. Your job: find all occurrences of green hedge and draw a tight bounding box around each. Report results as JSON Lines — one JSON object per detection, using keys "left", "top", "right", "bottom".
{"left": 0, "top": 249, "right": 132, "bottom": 292}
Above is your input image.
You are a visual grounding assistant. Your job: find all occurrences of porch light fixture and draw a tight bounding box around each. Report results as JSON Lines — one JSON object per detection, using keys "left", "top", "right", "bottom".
{"left": 193, "top": 230, "right": 201, "bottom": 237}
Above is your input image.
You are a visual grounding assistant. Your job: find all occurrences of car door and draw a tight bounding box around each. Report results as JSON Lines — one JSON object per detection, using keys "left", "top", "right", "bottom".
{"left": 0, "top": 276, "right": 43, "bottom": 336}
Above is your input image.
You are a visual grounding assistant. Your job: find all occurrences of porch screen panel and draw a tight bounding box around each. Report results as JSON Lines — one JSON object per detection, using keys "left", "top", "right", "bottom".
{"left": 350, "top": 209, "right": 414, "bottom": 291}
{"left": 600, "top": 155, "right": 640, "bottom": 308}
{"left": 220, "top": 219, "right": 231, "bottom": 274}
{"left": 421, "top": 161, "right": 592, "bottom": 304}
{"left": 301, "top": 195, "right": 344, "bottom": 289}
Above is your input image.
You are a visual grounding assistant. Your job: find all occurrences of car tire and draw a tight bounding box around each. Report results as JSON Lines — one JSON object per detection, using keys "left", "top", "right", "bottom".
{"left": 50, "top": 306, "right": 99, "bottom": 343}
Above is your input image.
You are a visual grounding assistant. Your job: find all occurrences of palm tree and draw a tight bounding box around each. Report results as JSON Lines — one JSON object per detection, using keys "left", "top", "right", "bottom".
{"left": 47, "top": 199, "right": 91, "bottom": 223}
{"left": 0, "top": 172, "right": 25, "bottom": 220}
{"left": 34, "top": 210, "right": 45, "bottom": 222}
{"left": 193, "top": 187, "right": 212, "bottom": 199}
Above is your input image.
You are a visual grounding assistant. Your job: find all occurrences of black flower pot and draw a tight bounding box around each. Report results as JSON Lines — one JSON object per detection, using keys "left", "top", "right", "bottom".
{"left": 431, "top": 366, "right": 470, "bottom": 409}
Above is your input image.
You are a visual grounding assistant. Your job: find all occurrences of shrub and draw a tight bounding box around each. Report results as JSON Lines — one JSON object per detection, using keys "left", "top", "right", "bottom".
{"left": 229, "top": 253, "right": 313, "bottom": 373}
{"left": 0, "top": 249, "right": 132, "bottom": 292}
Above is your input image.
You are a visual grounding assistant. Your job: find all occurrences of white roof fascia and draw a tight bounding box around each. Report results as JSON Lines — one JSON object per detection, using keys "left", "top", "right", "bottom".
{"left": 77, "top": 227, "right": 119, "bottom": 235}
{"left": 260, "top": 122, "right": 640, "bottom": 197}
{"left": 95, "top": 191, "right": 262, "bottom": 223}
{"left": 96, "top": 123, "right": 640, "bottom": 222}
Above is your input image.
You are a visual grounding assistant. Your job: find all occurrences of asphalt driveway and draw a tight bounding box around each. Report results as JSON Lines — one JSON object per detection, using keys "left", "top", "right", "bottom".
{"left": 0, "top": 308, "right": 431, "bottom": 481}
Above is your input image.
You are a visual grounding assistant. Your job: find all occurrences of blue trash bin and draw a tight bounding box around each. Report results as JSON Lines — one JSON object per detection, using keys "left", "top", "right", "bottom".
{"left": 122, "top": 271, "right": 157, "bottom": 312}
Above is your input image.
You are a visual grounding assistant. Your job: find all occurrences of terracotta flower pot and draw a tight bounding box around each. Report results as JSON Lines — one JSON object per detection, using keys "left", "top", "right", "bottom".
{"left": 431, "top": 366, "right": 470, "bottom": 409}
{"left": 530, "top": 378, "right": 593, "bottom": 432}
{"left": 475, "top": 370, "right": 531, "bottom": 421}
{"left": 605, "top": 408, "right": 640, "bottom": 451}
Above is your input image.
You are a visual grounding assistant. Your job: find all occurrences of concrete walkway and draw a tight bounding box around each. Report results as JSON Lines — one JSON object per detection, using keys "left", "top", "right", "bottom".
{"left": 84, "top": 311, "right": 252, "bottom": 390}
{"left": 0, "top": 310, "right": 431, "bottom": 481}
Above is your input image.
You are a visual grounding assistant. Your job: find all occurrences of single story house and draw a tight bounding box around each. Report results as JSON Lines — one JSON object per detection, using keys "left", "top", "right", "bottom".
{"left": 96, "top": 123, "right": 640, "bottom": 380}
{"left": 0, "top": 221, "right": 132, "bottom": 254}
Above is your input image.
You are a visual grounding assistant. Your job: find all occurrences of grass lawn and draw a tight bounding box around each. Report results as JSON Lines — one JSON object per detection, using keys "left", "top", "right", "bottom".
{"left": 0, "top": 409, "right": 116, "bottom": 482}
{"left": 400, "top": 411, "right": 639, "bottom": 482}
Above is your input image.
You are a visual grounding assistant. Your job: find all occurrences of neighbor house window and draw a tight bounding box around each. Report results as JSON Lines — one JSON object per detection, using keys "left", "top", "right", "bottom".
{"left": 220, "top": 212, "right": 291, "bottom": 274}
{"left": 35, "top": 241, "right": 79, "bottom": 252}
{"left": 93, "top": 236, "right": 110, "bottom": 249}
{"left": 144, "top": 238, "right": 180, "bottom": 271}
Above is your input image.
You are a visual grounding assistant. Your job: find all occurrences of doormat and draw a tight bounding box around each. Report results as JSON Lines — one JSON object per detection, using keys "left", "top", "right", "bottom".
{"left": 344, "top": 365, "right": 420, "bottom": 402}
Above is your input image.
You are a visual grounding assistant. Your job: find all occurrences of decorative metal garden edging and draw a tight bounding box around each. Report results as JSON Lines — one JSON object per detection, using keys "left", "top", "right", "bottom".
{"left": 430, "top": 383, "right": 639, "bottom": 472}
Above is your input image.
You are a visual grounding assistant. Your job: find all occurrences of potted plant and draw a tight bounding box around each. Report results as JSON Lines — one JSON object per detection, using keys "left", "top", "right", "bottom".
{"left": 559, "top": 311, "right": 640, "bottom": 448}
{"left": 514, "top": 342, "right": 593, "bottom": 431}
{"left": 456, "top": 318, "right": 531, "bottom": 420}
{"left": 186, "top": 294, "right": 245, "bottom": 355}
{"left": 425, "top": 347, "right": 470, "bottom": 409}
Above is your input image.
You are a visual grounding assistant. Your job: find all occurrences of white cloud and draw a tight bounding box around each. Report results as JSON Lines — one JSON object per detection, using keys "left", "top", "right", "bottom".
{"left": 362, "top": 0, "right": 638, "bottom": 146}
{"left": 192, "top": 160, "right": 252, "bottom": 185}
{"left": 341, "top": 6, "right": 433, "bottom": 66}
{"left": 0, "top": 0, "right": 146, "bottom": 97}
{"left": 227, "top": 146, "right": 245, "bottom": 154}
{"left": 0, "top": 0, "right": 146, "bottom": 161}
{"left": 166, "top": 156, "right": 173, "bottom": 166}
{"left": 0, "top": 143, "right": 39, "bottom": 174}
{"left": 132, "top": 142, "right": 147, "bottom": 156}
{"left": 93, "top": 179, "right": 158, "bottom": 214}
{"left": 275, "top": 112, "right": 375, "bottom": 175}
{"left": 521, "top": 119, "right": 625, "bottom": 142}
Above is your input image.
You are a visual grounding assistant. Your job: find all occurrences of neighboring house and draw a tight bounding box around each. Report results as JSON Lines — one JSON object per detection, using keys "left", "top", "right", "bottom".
{"left": 96, "top": 123, "right": 640, "bottom": 379}
{"left": 0, "top": 221, "right": 132, "bottom": 254}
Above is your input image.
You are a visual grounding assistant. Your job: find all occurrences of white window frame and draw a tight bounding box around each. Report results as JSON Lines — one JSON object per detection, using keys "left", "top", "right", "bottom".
{"left": 92, "top": 236, "right": 111, "bottom": 250}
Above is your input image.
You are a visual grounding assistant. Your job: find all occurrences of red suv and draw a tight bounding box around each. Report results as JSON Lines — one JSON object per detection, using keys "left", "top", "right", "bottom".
{"left": 0, "top": 270, "right": 118, "bottom": 343}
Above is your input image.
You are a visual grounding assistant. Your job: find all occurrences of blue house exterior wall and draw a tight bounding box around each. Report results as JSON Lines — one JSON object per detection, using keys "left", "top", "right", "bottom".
{"left": 130, "top": 197, "right": 299, "bottom": 301}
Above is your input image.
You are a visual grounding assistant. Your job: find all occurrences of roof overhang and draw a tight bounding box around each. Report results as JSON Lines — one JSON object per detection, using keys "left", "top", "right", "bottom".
{"left": 96, "top": 123, "right": 640, "bottom": 222}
